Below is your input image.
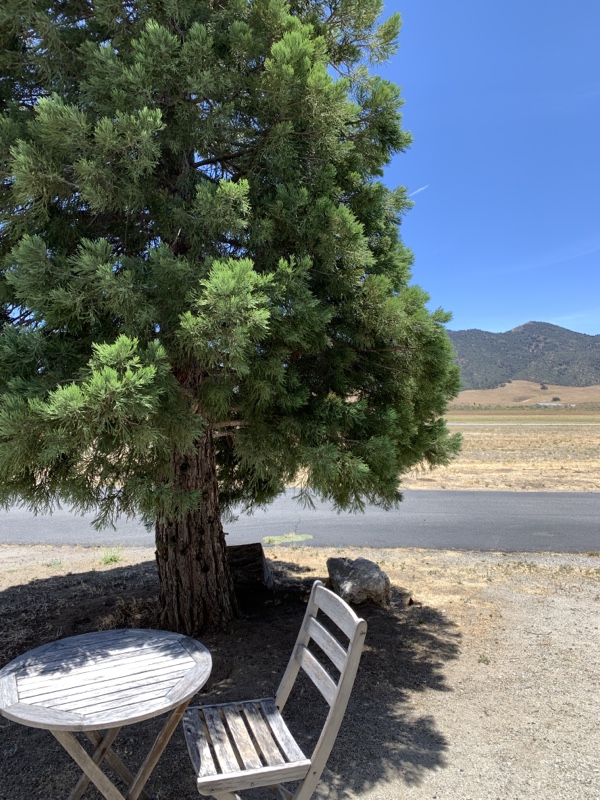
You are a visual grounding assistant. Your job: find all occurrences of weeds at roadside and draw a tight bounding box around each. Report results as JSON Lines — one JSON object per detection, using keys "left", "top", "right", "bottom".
{"left": 100, "top": 548, "right": 123, "bottom": 565}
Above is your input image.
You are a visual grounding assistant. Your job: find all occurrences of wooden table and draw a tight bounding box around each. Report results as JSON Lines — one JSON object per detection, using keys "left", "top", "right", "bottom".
{"left": 0, "top": 628, "right": 212, "bottom": 800}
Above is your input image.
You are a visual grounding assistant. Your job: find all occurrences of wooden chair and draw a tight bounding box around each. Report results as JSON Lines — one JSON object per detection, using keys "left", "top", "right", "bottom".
{"left": 182, "top": 580, "right": 367, "bottom": 800}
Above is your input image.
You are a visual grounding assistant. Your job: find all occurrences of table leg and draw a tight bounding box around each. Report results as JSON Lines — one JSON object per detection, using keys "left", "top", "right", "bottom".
{"left": 52, "top": 730, "right": 126, "bottom": 800}
{"left": 53, "top": 703, "right": 189, "bottom": 800}
{"left": 126, "top": 700, "right": 190, "bottom": 800}
{"left": 69, "top": 728, "right": 121, "bottom": 800}
{"left": 84, "top": 732, "right": 152, "bottom": 800}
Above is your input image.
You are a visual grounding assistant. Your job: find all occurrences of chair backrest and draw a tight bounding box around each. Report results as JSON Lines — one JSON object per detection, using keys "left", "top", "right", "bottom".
{"left": 275, "top": 580, "right": 367, "bottom": 800}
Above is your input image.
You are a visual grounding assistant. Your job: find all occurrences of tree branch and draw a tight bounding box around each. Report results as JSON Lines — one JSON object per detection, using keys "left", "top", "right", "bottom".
{"left": 212, "top": 420, "right": 246, "bottom": 430}
{"left": 194, "top": 148, "right": 254, "bottom": 168}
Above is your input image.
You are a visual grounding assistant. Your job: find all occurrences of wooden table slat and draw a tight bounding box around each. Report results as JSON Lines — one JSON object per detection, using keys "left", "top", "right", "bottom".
{"left": 18, "top": 653, "right": 195, "bottom": 697}
{"left": 8, "top": 630, "right": 187, "bottom": 671}
{"left": 19, "top": 642, "right": 186, "bottom": 679}
{"left": 72, "top": 685, "right": 184, "bottom": 716}
{"left": 32, "top": 629, "right": 179, "bottom": 652}
{"left": 179, "top": 636, "right": 213, "bottom": 665}
{"left": 25, "top": 665, "right": 189, "bottom": 707}
{"left": 38, "top": 672, "right": 189, "bottom": 712}
{"left": 84, "top": 697, "right": 171, "bottom": 729}
{"left": 166, "top": 663, "right": 212, "bottom": 704}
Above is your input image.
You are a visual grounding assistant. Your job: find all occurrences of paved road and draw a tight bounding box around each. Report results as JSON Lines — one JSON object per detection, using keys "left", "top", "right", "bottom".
{"left": 0, "top": 491, "right": 598, "bottom": 553}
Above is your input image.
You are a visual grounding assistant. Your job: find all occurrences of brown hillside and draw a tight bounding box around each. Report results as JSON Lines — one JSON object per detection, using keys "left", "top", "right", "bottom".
{"left": 449, "top": 380, "right": 600, "bottom": 407}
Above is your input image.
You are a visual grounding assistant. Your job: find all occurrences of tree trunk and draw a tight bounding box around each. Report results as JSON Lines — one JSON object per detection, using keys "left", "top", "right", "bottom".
{"left": 155, "top": 428, "right": 237, "bottom": 635}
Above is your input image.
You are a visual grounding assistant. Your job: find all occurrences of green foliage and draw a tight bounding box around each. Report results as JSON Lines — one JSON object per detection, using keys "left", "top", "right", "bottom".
{"left": 0, "top": 0, "right": 460, "bottom": 527}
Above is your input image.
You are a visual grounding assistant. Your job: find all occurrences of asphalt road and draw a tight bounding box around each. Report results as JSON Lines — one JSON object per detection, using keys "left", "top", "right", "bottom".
{"left": 0, "top": 491, "right": 598, "bottom": 553}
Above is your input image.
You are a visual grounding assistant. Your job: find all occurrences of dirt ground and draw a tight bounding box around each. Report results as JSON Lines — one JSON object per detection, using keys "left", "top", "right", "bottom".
{"left": 1, "top": 544, "right": 599, "bottom": 800}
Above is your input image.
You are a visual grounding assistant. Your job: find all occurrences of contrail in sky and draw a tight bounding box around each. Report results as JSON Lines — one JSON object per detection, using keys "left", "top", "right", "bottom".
{"left": 409, "top": 184, "right": 430, "bottom": 197}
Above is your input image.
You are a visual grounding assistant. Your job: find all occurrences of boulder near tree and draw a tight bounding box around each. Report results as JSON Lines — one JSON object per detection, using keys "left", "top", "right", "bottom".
{"left": 0, "top": 0, "right": 461, "bottom": 634}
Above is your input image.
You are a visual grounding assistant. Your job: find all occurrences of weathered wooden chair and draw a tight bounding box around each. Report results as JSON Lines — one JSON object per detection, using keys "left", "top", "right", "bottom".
{"left": 182, "top": 580, "right": 367, "bottom": 800}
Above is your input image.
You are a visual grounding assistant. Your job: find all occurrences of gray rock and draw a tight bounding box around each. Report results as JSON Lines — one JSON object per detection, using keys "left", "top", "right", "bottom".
{"left": 326, "top": 556, "right": 391, "bottom": 605}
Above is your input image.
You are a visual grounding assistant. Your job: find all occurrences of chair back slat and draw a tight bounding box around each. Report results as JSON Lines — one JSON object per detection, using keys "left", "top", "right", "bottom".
{"left": 296, "top": 645, "right": 337, "bottom": 706}
{"left": 276, "top": 581, "right": 365, "bottom": 714}
{"left": 305, "top": 617, "right": 346, "bottom": 672}
{"left": 312, "top": 583, "right": 358, "bottom": 639}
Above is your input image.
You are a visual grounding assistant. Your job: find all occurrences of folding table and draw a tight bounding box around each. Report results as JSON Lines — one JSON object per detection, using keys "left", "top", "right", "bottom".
{"left": 0, "top": 628, "right": 212, "bottom": 800}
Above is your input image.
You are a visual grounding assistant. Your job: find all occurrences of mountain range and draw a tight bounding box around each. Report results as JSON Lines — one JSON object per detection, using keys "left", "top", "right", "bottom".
{"left": 447, "top": 322, "right": 600, "bottom": 390}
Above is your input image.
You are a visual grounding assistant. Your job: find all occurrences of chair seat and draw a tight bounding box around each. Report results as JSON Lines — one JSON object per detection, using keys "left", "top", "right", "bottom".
{"left": 183, "top": 698, "right": 311, "bottom": 795}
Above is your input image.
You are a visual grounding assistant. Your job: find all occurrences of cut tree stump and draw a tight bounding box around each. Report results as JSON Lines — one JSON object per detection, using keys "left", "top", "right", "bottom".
{"left": 226, "top": 543, "right": 274, "bottom": 605}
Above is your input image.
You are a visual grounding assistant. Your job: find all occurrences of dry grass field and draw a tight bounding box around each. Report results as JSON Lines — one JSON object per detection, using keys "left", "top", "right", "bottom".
{"left": 402, "top": 382, "right": 600, "bottom": 492}
{"left": 449, "top": 380, "right": 600, "bottom": 408}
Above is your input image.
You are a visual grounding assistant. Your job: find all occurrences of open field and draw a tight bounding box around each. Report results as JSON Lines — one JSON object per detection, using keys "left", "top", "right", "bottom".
{"left": 449, "top": 380, "right": 600, "bottom": 408}
{"left": 402, "top": 383, "right": 600, "bottom": 492}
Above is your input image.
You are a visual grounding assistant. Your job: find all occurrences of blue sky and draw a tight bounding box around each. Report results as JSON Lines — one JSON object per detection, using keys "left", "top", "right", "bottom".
{"left": 380, "top": 1, "right": 600, "bottom": 335}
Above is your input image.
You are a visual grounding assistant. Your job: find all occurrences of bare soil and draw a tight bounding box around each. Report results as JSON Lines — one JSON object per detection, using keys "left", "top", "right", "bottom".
{"left": 1, "top": 544, "right": 599, "bottom": 800}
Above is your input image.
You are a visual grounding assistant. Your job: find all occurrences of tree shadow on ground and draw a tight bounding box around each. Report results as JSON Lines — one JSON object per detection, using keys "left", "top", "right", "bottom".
{"left": 0, "top": 556, "right": 460, "bottom": 799}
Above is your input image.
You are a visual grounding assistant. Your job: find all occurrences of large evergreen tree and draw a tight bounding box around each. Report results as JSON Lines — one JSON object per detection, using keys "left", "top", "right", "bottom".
{"left": 0, "top": 0, "right": 460, "bottom": 633}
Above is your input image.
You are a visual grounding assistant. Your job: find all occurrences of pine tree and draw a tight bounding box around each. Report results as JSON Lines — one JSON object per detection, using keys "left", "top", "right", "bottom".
{"left": 0, "top": 0, "right": 460, "bottom": 633}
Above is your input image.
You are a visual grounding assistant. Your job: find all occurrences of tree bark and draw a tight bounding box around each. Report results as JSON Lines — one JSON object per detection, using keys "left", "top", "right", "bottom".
{"left": 155, "top": 428, "right": 237, "bottom": 635}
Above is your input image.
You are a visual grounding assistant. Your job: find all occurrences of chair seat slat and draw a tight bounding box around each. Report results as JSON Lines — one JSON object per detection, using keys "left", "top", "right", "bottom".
{"left": 182, "top": 709, "right": 217, "bottom": 778}
{"left": 242, "top": 702, "right": 283, "bottom": 766}
{"left": 222, "top": 705, "right": 262, "bottom": 770}
{"left": 260, "top": 699, "right": 306, "bottom": 763}
{"left": 203, "top": 707, "right": 240, "bottom": 773}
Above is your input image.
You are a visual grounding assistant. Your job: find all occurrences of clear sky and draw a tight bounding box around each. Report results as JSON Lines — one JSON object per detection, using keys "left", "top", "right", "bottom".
{"left": 380, "top": 0, "right": 600, "bottom": 335}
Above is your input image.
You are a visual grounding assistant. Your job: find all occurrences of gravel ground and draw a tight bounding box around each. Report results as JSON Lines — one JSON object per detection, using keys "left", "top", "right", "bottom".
{"left": 347, "top": 552, "right": 600, "bottom": 800}
{"left": 0, "top": 546, "right": 599, "bottom": 799}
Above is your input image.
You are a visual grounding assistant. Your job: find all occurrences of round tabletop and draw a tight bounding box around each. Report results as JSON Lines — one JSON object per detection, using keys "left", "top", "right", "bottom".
{"left": 0, "top": 628, "right": 212, "bottom": 731}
